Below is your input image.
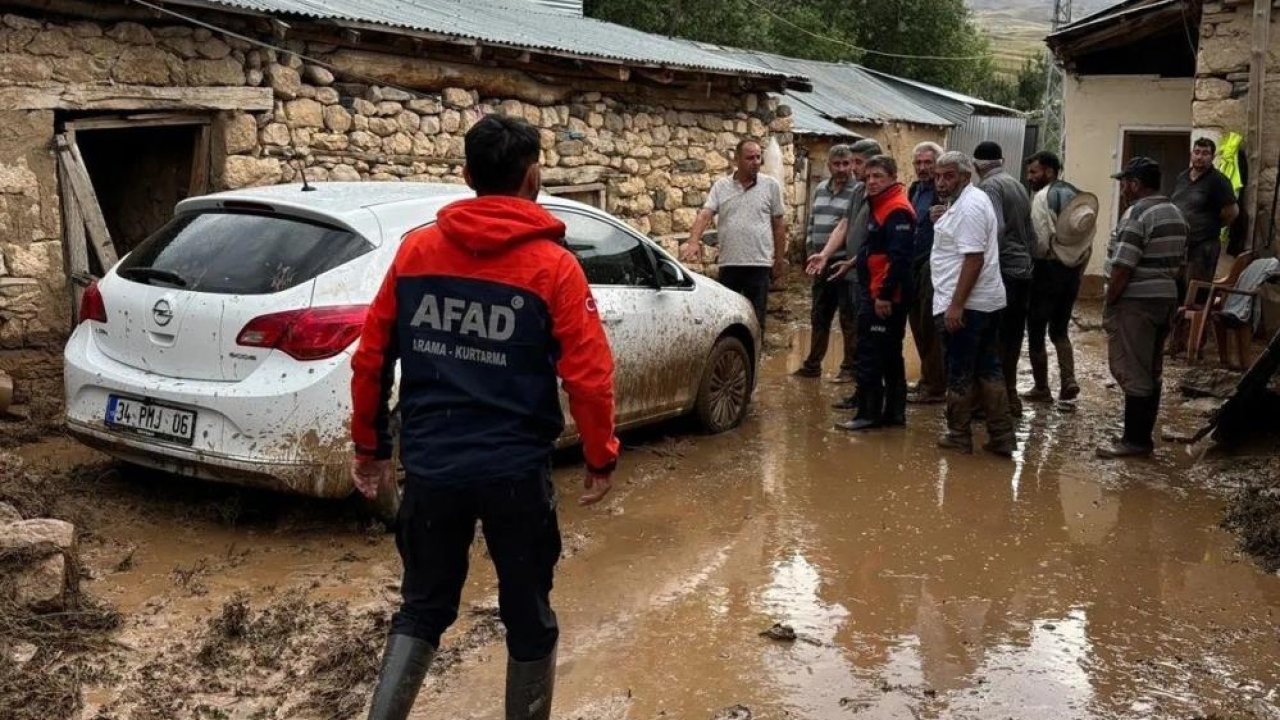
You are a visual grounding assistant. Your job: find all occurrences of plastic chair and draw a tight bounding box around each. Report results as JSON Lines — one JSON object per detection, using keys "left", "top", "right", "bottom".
{"left": 1181, "top": 250, "right": 1256, "bottom": 363}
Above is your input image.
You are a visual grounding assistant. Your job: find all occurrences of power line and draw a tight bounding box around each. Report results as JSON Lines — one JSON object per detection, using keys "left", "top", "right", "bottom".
{"left": 739, "top": 0, "right": 994, "bottom": 62}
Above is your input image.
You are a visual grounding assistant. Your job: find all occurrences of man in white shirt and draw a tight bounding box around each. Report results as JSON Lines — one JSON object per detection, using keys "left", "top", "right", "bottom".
{"left": 930, "top": 151, "right": 1016, "bottom": 456}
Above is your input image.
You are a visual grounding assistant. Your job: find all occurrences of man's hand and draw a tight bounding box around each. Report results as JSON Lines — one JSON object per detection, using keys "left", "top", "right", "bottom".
{"left": 944, "top": 303, "right": 966, "bottom": 333}
{"left": 772, "top": 258, "right": 787, "bottom": 282}
{"left": 352, "top": 456, "right": 392, "bottom": 500}
{"left": 875, "top": 299, "right": 892, "bottom": 318}
{"left": 805, "top": 252, "right": 830, "bottom": 276}
{"left": 827, "top": 259, "right": 854, "bottom": 281}
{"left": 929, "top": 204, "right": 947, "bottom": 223}
{"left": 680, "top": 241, "right": 702, "bottom": 264}
{"left": 579, "top": 472, "right": 613, "bottom": 506}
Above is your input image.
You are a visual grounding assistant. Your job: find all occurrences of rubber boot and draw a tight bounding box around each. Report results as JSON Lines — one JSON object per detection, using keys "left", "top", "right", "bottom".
{"left": 368, "top": 635, "right": 435, "bottom": 720}
{"left": 1054, "top": 337, "right": 1080, "bottom": 401}
{"left": 1095, "top": 395, "right": 1154, "bottom": 458}
{"left": 831, "top": 386, "right": 859, "bottom": 410}
{"left": 979, "top": 379, "right": 1017, "bottom": 457}
{"left": 883, "top": 380, "right": 907, "bottom": 427}
{"left": 837, "top": 386, "right": 883, "bottom": 431}
{"left": 937, "top": 389, "right": 974, "bottom": 453}
{"left": 1022, "top": 348, "right": 1053, "bottom": 403}
{"left": 1006, "top": 380, "right": 1024, "bottom": 420}
{"left": 506, "top": 646, "right": 556, "bottom": 720}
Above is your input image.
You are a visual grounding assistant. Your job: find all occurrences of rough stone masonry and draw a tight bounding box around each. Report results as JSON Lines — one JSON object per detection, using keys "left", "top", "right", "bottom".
{"left": 0, "top": 10, "right": 798, "bottom": 431}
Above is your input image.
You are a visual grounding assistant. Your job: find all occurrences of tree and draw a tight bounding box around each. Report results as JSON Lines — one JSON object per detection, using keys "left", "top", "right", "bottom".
{"left": 585, "top": 0, "right": 1003, "bottom": 96}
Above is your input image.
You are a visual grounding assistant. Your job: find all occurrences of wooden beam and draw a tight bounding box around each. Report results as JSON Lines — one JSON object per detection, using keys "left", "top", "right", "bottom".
{"left": 1247, "top": 0, "right": 1272, "bottom": 252}
{"left": 635, "top": 68, "right": 676, "bottom": 85}
{"left": 57, "top": 160, "right": 90, "bottom": 317}
{"left": 65, "top": 114, "right": 213, "bottom": 132}
{"left": 55, "top": 135, "right": 118, "bottom": 271}
{"left": 1, "top": 86, "right": 273, "bottom": 112}
{"left": 189, "top": 124, "right": 212, "bottom": 197}
{"left": 326, "top": 48, "right": 575, "bottom": 105}
{"left": 590, "top": 63, "right": 631, "bottom": 82}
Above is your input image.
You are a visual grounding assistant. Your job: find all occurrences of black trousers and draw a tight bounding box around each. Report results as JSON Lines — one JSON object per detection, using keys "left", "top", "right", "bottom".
{"left": 1027, "top": 259, "right": 1082, "bottom": 353}
{"left": 718, "top": 265, "right": 772, "bottom": 333}
{"left": 801, "top": 274, "right": 857, "bottom": 372}
{"left": 855, "top": 299, "right": 908, "bottom": 393}
{"left": 391, "top": 469, "right": 562, "bottom": 662}
{"left": 998, "top": 275, "right": 1031, "bottom": 397}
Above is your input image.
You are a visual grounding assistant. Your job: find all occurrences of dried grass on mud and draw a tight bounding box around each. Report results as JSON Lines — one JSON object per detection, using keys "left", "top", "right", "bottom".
{"left": 1222, "top": 456, "right": 1280, "bottom": 573}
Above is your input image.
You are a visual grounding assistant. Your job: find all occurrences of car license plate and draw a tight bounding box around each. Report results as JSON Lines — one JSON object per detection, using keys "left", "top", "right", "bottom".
{"left": 105, "top": 395, "right": 196, "bottom": 446}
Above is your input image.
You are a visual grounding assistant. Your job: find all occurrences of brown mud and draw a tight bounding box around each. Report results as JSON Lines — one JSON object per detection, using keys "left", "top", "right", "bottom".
{"left": 2, "top": 288, "right": 1280, "bottom": 719}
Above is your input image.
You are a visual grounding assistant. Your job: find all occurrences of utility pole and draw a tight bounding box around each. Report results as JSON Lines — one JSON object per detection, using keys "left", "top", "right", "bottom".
{"left": 1042, "top": 0, "right": 1071, "bottom": 156}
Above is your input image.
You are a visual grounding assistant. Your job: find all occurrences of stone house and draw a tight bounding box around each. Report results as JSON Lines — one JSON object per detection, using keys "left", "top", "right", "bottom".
{"left": 0, "top": 0, "right": 806, "bottom": 429}
{"left": 1048, "top": 0, "right": 1280, "bottom": 303}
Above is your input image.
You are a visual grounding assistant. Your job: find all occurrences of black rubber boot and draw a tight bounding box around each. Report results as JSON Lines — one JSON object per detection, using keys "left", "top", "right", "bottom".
{"left": 883, "top": 380, "right": 907, "bottom": 427}
{"left": 368, "top": 635, "right": 435, "bottom": 720}
{"left": 979, "top": 379, "right": 1017, "bottom": 457}
{"left": 1095, "top": 395, "right": 1155, "bottom": 458}
{"left": 836, "top": 387, "right": 883, "bottom": 431}
{"left": 937, "top": 389, "right": 974, "bottom": 453}
{"left": 1022, "top": 348, "right": 1053, "bottom": 403}
{"left": 1054, "top": 337, "right": 1080, "bottom": 401}
{"left": 506, "top": 647, "right": 556, "bottom": 720}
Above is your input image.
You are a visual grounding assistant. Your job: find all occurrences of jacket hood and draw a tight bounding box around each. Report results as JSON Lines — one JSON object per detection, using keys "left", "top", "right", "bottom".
{"left": 436, "top": 195, "right": 566, "bottom": 254}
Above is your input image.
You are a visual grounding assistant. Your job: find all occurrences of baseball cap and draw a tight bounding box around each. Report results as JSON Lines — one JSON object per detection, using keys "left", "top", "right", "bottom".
{"left": 1111, "top": 156, "right": 1161, "bottom": 181}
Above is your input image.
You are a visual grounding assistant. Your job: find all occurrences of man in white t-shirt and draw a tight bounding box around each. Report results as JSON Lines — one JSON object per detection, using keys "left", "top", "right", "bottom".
{"left": 930, "top": 151, "right": 1016, "bottom": 456}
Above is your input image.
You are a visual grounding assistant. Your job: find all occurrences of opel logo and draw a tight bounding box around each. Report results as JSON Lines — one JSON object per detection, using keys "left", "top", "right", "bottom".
{"left": 153, "top": 299, "right": 173, "bottom": 327}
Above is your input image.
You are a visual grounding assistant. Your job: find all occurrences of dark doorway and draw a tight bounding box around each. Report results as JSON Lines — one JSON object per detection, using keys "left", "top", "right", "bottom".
{"left": 1119, "top": 129, "right": 1189, "bottom": 215}
{"left": 70, "top": 119, "right": 210, "bottom": 255}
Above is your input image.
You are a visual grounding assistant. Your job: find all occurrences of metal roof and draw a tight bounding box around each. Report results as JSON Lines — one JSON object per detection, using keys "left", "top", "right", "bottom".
{"left": 860, "top": 68, "right": 1022, "bottom": 122}
{"left": 165, "top": 0, "right": 805, "bottom": 81}
{"left": 776, "top": 96, "right": 862, "bottom": 138}
{"left": 701, "top": 46, "right": 953, "bottom": 128}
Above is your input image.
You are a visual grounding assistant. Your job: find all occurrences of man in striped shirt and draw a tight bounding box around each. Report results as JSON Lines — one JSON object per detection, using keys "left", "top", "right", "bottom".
{"left": 1098, "top": 157, "right": 1188, "bottom": 459}
{"left": 795, "top": 144, "right": 860, "bottom": 379}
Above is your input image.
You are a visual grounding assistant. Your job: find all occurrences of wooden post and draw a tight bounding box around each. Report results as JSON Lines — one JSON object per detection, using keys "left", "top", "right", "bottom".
{"left": 57, "top": 160, "right": 90, "bottom": 319}
{"left": 1246, "top": 0, "right": 1272, "bottom": 252}
{"left": 55, "top": 134, "right": 119, "bottom": 270}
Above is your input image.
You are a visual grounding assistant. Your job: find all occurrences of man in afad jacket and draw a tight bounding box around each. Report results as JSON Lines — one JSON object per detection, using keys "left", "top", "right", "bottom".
{"left": 350, "top": 114, "right": 620, "bottom": 720}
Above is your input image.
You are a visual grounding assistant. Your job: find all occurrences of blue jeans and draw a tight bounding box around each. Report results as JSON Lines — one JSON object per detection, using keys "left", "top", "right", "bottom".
{"left": 935, "top": 309, "right": 1004, "bottom": 395}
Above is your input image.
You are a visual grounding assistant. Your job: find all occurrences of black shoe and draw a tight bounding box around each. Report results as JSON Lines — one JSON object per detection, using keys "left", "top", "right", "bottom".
{"left": 836, "top": 417, "right": 882, "bottom": 431}
{"left": 883, "top": 382, "right": 907, "bottom": 427}
{"left": 792, "top": 365, "right": 822, "bottom": 378}
{"left": 506, "top": 647, "right": 556, "bottom": 720}
{"left": 836, "top": 388, "right": 883, "bottom": 431}
{"left": 368, "top": 635, "right": 435, "bottom": 720}
{"left": 831, "top": 395, "right": 857, "bottom": 410}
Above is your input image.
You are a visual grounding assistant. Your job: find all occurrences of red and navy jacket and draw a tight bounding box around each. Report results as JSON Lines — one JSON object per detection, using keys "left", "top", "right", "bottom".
{"left": 350, "top": 195, "right": 620, "bottom": 484}
{"left": 856, "top": 183, "right": 917, "bottom": 304}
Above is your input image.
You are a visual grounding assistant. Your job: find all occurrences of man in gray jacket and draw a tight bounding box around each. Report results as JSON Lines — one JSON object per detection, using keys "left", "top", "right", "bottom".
{"left": 973, "top": 141, "right": 1035, "bottom": 418}
{"left": 805, "top": 138, "right": 881, "bottom": 410}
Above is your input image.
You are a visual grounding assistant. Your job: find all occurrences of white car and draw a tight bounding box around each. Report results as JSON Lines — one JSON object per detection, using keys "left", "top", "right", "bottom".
{"left": 64, "top": 182, "right": 758, "bottom": 514}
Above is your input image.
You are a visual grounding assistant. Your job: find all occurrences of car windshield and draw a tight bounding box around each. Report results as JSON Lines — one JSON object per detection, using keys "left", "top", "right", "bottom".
{"left": 116, "top": 211, "right": 372, "bottom": 295}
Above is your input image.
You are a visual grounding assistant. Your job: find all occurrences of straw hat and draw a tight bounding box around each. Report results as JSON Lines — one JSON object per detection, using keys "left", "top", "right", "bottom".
{"left": 1053, "top": 192, "right": 1099, "bottom": 267}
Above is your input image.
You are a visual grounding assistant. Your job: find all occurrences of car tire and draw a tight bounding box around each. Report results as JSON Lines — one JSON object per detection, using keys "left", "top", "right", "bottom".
{"left": 695, "top": 336, "right": 753, "bottom": 433}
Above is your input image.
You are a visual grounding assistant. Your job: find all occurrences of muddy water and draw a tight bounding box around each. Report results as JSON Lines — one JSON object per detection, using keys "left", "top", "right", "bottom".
{"left": 27, "top": 318, "right": 1280, "bottom": 720}
{"left": 415, "top": 325, "right": 1280, "bottom": 720}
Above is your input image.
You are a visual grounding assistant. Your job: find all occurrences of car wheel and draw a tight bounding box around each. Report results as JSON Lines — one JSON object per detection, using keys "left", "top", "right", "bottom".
{"left": 365, "top": 410, "right": 405, "bottom": 529}
{"left": 695, "top": 336, "right": 753, "bottom": 433}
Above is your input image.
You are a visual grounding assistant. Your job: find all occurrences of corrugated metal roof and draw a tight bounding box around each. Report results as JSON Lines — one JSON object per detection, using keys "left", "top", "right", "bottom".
{"left": 701, "top": 46, "right": 953, "bottom": 128}
{"left": 168, "top": 0, "right": 804, "bottom": 80}
{"left": 776, "top": 95, "right": 862, "bottom": 138}
{"left": 860, "top": 68, "right": 1022, "bottom": 120}
{"left": 526, "top": 0, "right": 581, "bottom": 16}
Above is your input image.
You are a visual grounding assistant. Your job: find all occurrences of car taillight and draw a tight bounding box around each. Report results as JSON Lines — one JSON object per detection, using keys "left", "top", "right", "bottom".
{"left": 78, "top": 280, "right": 107, "bottom": 324}
{"left": 236, "top": 305, "right": 368, "bottom": 361}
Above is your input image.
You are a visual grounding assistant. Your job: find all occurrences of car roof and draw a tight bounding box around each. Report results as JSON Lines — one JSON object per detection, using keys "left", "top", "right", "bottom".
{"left": 178, "top": 182, "right": 476, "bottom": 221}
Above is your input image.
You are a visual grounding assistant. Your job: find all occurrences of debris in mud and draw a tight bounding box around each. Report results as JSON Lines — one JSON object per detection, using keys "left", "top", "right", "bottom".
{"left": 711, "top": 704, "right": 753, "bottom": 720}
{"left": 1180, "top": 367, "right": 1244, "bottom": 400}
{"left": 759, "top": 623, "right": 797, "bottom": 642}
{"left": 1224, "top": 481, "right": 1280, "bottom": 572}
{"left": 430, "top": 602, "right": 505, "bottom": 678}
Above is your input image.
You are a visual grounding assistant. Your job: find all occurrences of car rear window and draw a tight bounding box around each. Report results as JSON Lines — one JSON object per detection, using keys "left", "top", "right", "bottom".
{"left": 116, "top": 211, "right": 373, "bottom": 295}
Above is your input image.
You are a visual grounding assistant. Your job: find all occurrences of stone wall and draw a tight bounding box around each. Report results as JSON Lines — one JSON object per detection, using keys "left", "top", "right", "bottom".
{"left": 1194, "top": 0, "right": 1280, "bottom": 252}
{"left": 0, "top": 10, "right": 796, "bottom": 430}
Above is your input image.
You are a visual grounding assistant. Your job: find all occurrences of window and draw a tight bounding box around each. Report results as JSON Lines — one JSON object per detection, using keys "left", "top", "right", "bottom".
{"left": 555, "top": 211, "right": 657, "bottom": 288}
{"left": 117, "top": 211, "right": 372, "bottom": 295}
{"left": 544, "top": 183, "right": 606, "bottom": 209}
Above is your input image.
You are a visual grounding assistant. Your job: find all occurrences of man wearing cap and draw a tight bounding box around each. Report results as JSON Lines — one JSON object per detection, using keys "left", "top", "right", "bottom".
{"left": 806, "top": 138, "right": 882, "bottom": 409}
{"left": 794, "top": 144, "right": 859, "bottom": 381}
{"left": 973, "top": 141, "right": 1035, "bottom": 419}
{"left": 1023, "top": 151, "right": 1097, "bottom": 404}
{"left": 1098, "top": 157, "right": 1188, "bottom": 458}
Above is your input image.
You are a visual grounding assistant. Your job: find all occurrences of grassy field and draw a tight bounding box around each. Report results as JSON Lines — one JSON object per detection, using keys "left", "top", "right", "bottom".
{"left": 973, "top": 8, "right": 1051, "bottom": 75}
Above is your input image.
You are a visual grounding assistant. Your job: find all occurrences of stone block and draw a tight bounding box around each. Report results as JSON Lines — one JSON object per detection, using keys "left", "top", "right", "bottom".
{"left": 1195, "top": 77, "right": 1233, "bottom": 100}
{"left": 260, "top": 122, "right": 291, "bottom": 146}
{"left": 443, "top": 87, "right": 475, "bottom": 108}
{"left": 650, "top": 211, "right": 672, "bottom": 235}
{"left": 368, "top": 116, "right": 399, "bottom": 137}
{"left": 195, "top": 37, "right": 230, "bottom": 59}
{"left": 330, "top": 164, "right": 361, "bottom": 181}
{"left": 349, "top": 130, "right": 380, "bottom": 150}
{"left": 221, "top": 155, "right": 282, "bottom": 189}
{"left": 1200, "top": 38, "right": 1250, "bottom": 74}
{"left": 111, "top": 46, "right": 170, "bottom": 84}
{"left": 159, "top": 35, "right": 197, "bottom": 58}
{"left": 106, "top": 22, "right": 154, "bottom": 45}
{"left": 323, "top": 104, "right": 351, "bottom": 133}
{"left": 69, "top": 21, "right": 102, "bottom": 38}
{"left": 311, "top": 133, "right": 348, "bottom": 152}
{"left": 223, "top": 113, "right": 257, "bottom": 155}
{"left": 0, "top": 518, "right": 75, "bottom": 552}
{"left": 246, "top": 68, "right": 263, "bottom": 87}
{"left": 315, "top": 87, "right": 340, "bottom": 105}
{"left": 352, "top": 97, "right": 378, "bottom": 116}
{"left": 441, "top": 109, "right": 462, "bottom": 133}
{"left": 673, "top": 207, "right": 699, "bottom": 232}
{"left": 303, "top": 64, "right": 334, "bottom": 86}
{"left": 419, "top": 116, "right": 442, "bottom": 135}
{"left": 556, "top": 140, "right": 585, "bottom": 157}
{"left": 377, "top": 101, "right": 403, "bottom": 117}
{"left": 0, "top": 502, "right": 19, "bottom": 523}
{"left": 1192, "top": 97, "right": 1246, "bottom": 129}
{"left": 11, "top": 553, "right": 70, "bottom": 612}
{"left": 396, "top": 111, "right": 420, "bottom": 133}
{"left": 409, "top": 97, "right": 441, "bottom": 115}
{"left": 380, "top": 87, "right": 413, "bottom": 102}
{"left": 0, "top": 53, "right": 51, "bottom": 82}
{"left": 267, "top": 64, "right": 302, "bottom": 100}
{"left": 285, "top": 98, "right": 324, "bottom": 128}
{"left": 187, "top": 57, "right": 244, "bottom": 86}
{"left": 26, "top": 28, "right": 78, "bottom": 57}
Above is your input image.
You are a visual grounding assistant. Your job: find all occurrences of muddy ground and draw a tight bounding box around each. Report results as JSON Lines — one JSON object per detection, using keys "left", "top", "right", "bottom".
{"left": 3, "top": 281, "right": 1280, "bottom": 720}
